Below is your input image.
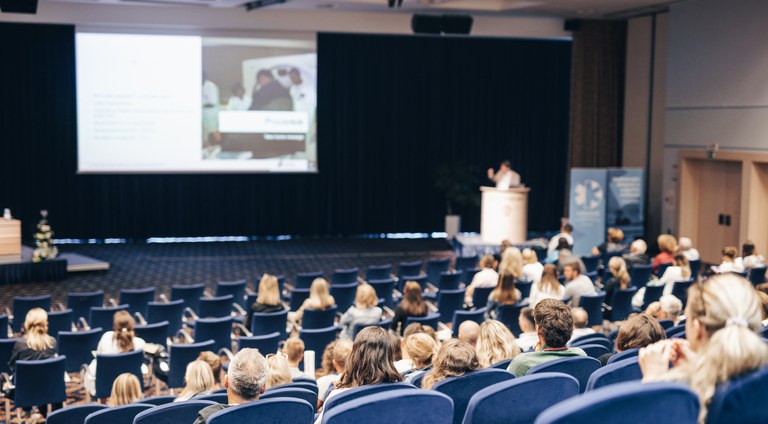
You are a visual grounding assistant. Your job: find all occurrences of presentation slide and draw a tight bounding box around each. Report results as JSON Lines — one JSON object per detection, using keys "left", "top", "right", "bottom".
{"left": 76, "top": 32, "right": 317, "bottom": 173}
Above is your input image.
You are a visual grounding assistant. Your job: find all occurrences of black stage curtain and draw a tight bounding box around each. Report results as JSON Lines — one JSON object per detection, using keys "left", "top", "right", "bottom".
{"left": 0, "top": 25, "right": 571, "bottom": 239}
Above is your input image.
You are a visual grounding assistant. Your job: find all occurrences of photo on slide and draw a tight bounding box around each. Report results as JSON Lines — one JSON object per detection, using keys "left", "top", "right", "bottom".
{"left": 201, "top": 37, "right": 317, "bottom": 170}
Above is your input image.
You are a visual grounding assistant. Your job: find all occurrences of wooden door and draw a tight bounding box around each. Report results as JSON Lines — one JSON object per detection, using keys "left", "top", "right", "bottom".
{"left": 696, "top": 160, "right": 742, "bottom": 263}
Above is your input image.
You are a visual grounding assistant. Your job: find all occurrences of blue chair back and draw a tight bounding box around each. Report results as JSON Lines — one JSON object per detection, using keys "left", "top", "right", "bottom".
{"left": 666, "top": 324, "right": 686, "bottom": 337}
{"left": 196, "top": 393, "right": 228, "bottom": 403}
{"left": 462, "top": 268, "right": 481, "bottom": 285}
{"left": 578, "top": 292, "right": 606, "bottom": 327}
{"left": 207, "top": 398, "right": 314, "bottom": 424}
{"left": 195, "top": 316, "right": 233, "bottom": 352}
{"left": 119, "top": 287, "right": 156, "bottom": 318}
{"left": 171, "top": 283, "right": 206, "bottom": 313}
{"left": 260, "top": 387, "right": 317, "bottom": 406}
{"left": 47, "top": 309, "right": 73, "bottom": 337}
{"left": 199, "top": 295, "right": 234, "bottom": 318}
{"left": 579, "top": 343, "right": 611, "bottom": 359}
{"left": 322, "top": 389, "right": 453, "bottom": 424}
{"left": 516, "top": 281, "right": 533, "bottom": 300}
{"left": 57, "top": 327, "right": 103, "bottom": 372}
{"left": 463, "top": 373, "right": 579, "bottom": 424}
{"left": 289, "top": 288, "right": 311, "bottom": 311}
{"left": 606, "top": 348, "right": 640, "bottom": 365}
{"left": 0, "top": 314, "right": 7, "bottom": 338}
{"left": 689, "top": 259, "right": 702, "bottom": 281}
{"left": 671, "top": 280, "right": 695, "bottom": 308}
{"left": 251, "top": 309, "right": 288, "bottom": 339}
{"left": 330, "top": 283, "right": 358, "bottom": 313}
{"left": 411, "top": 371, "right": 427, "bottom": 388}
{"left": 215, "top": 280, "right": 247, "bottom": 308}
{"left": 497, "top": 303, "right": 528, "bottom": 337}
{"left": 586, "top": 357, "right": 642, "bottom": 391}
{"left": 84, "top": 403, "right": 153, "bottom": 424}
{"left": 400, "top": 274, "right": 428, "bottom": 292}
{"left": 168, "top": 339, "right": 216, "bottom": 388}
{"left": 323, "top": 382, "right": 417, "bottom": 413}
{"left": 433, "top": 368, "right": 514, "bottom": 424}
{"left": 398, "top": 260, "right": 423, "bottom": 279}
{"left": 455, "top": 255, "right": 479, "bottom": 272}
{"left": 658, "top": 319, "right": 675, "bottom": 330}
{"left": 490, "top": 359, "right": 512, "bottom": 370}
{"left": 438, "top": 289, "right": 465, "bottom": 323}
{"left": 303, "top": 306, "right": 338, "bottom": 330}
{"left": 133, "top": 400, "right": 216, "bottom": 424}
{"left": 295, "top": 271, "right": 324, "bottom": 289}
{"left": 368, "top": 278, "right": 396, "bottom": 308}
{"left": 299, "top": 326, "right": 340, "bottom": 369}
{"left": 609, "top": 287, "right": 638, "bottom": 322}
{"left": 13, "top": 356, "right": 67, "bottom": 408}
{"left": 140, "top": 395, "right": 177, "bottom": 405}
{"left": 332, "top": 268, "right": 359, "bottom": 285}
{"left": 95, "top": 349, "right": 144, "bottom": 399}
{"left": 452, "top": 308, "right": 486, "bottom": 337}
{"left": 352, "top": 318, "right": 392, "bottom": 340}
{"left": 147, "top": 299, "right": 185, "bottom": 338}
{"left": 49, "top": 404, "right": 108, "bottom": 424}
{"left": 642, "top": 285, "right": 665, "bottom": 309}
{"left": 405, "top": 312, "right": 440, "bottom": 330}
{"left": 135, "top": 321, "right": 169, "bottom": 346}
{"left": 269, "top": 381, "right": 319, "bottom": 395}
{"left": 629, "top": 264, "right": 653, "bottom": 289}
{"left": 365, "top": 264, "right": 392, "bottom": 281}
{"left": 569, "top": 332, "right": 609, "bottom": 347}
{"left": 239, "top": 331, "right": 281, "bottom": 355}
{"left": 427, "top": 257, "right": 451, "bottom": 284}
{"left": 748, "top": 267, "right": 767, "bottom": 286}
{"left": 527, "top": 356, "right": 601, "bottom": 393}
{"left": 12, "top": 295, "right": 51, "bottom": 332}
{"left": 581, "top": 255, "right": 600, "bottom": 273}
{"left": 90, "top": 304, "right": 129, "bottom": 333}
{"left": 708, "top": 366, "right": 768, "bottom": 424}
{"left": 438, "top": 272, "right": 462, "bottom": 291}
{"left": 472, "top": 286, "right": 494, "bottom": 309}
{"left": 0, "top": 338, "right": 16, "bottom": 374}
{"left": 67, "top": 291, "right": 104, "bottom": 324}
{"left": 656, "top": 262, "right": 673, "bottom": 277}
{"left": 534, "top": 382, "right": 699, "bottom": 424}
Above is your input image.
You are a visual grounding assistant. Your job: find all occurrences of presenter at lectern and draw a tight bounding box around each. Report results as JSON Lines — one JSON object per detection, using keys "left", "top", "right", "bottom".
{"left": 487, "top": 160, "right": 521, "bottom": 190}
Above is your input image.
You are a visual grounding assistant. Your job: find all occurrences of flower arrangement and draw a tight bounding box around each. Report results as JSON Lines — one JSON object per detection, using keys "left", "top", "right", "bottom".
{"left": 32, "top": 210, "right": 58, "bottom": 263}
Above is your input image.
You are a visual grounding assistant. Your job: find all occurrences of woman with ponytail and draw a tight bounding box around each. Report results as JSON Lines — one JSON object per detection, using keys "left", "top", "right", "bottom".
{"left": 604, "top": 256, "right": 632, "bottom": 308}
{"left": 85, "top": 310, "right": 146, "bottom": 396}
{"left": 8, "top": 308, "right": 56, "bottom": 371}
{"left": 639, "top": 274, "right": 768, "bottom": 423}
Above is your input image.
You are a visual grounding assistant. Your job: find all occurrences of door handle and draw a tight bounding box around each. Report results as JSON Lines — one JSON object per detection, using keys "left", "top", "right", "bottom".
{"left": 718, "top": 214, "right": 724, "bottom": 225}
{"left": 725, "top": 215, "right": 731, "bottom": 226}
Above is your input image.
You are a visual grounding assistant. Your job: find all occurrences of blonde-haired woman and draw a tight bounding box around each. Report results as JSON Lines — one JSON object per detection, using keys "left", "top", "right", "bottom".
{"left": 652, "top": 234, "right": 677, "bottom": 274}
{"left": 8, "top": 308, "right": 57, "bottom": 371}
{"left": 528, "top": 264, "right": 565, "bottom": 307}
{"left": 246, "top": 274, "right": 285, "bottom": 329}
{"left": 486, "top": 248, "right": 524, "bottom": 320}
{"left": 265, "top": 353, "right": 293, "bottom": 389}
{"left": 521, "top": 248, "right": 543, "bottom": 285}
{"left": 174, "top": 360, "right": 215, "bottom": 402}
{"left": 339, "top": 283, "right": 383, "bottom": 339}
{"left": 421, "top": 339, "right": 480, "bottom": 390}
{"left": 604, "top": 256, "right": 632, "bottom": 308}
{"left": 108, "top": 373, "right": 143, "bottom": 406}
{"left": 85, "top": 310, "right": 146, "bottom": 396}
{"left": 475, "top": 320, "right": 521, "bottom": 368}
{"left": 296, "top": 278, "right": 336, "bottom": 322}
{"left": 402, "top": 333, "right": 437, "bottom": 382}
{"left": 639, "top": 274, "right": 768, "bottom": 423}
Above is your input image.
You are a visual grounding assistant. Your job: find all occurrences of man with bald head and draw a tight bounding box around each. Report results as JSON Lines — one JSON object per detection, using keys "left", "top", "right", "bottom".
{"left": 457, "top": 320, "right": 480, "bottom": 348}
{"left": 570, "top": 307, "right": 595, "bottom": 341}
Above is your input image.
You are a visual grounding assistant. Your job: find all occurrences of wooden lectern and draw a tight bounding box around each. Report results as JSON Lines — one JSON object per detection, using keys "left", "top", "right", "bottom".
{"left": 480, "top": 186, "right": 530, "bottom": 244}
{"left": 0, "top": 219, "right": 22, "bottom": 262}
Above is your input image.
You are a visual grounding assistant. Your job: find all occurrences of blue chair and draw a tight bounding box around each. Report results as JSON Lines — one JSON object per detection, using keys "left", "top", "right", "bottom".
{"left": 497, "top": 303, "right": 528, "bottom": 337}
{"left": 299, "top": 326, "right": 339, "bottom": 369}
{"left": 433, "top": 369, "right": 514, "bottom": 424}
{"left": 642, "top": 285, "right": 665, "bottom": 309}
{"left": 147, "top": 299, "right": 185, "bottom": 338}
{"left": 167, "top": 339, "right": 216, "bottom": 388}
{"left": 133, "top": 400, "right": 217, "bottom": 424}
{"left": 321, "top": 389, "right": 453, "bottom": 424}
{"left": 67, "top": 291, "right": 104, "bottom": 324}
{"left": 366, "top": 264, "right": 392, "bottom": 282}
{"left": 0, "top": 313, "right": 7, "bottom": 338}
{"left": 462, "top": 268, "right": 481, "bottom": 285}
{"left": 405, "top": 312, "right": 440, "bottom": 330}
{"left": 437, "top": 272, "right": 462, "bottom": 291}
{"left": 472, "top": 286, "right": 494, "bottom": 309}
{"left": 606, "top": 348, "right": 640, "bottom": 365}
{"left": 95, "top": 349, "right": 144, "bottom": 399}
{"left": 455, "top": 255, "right": 479, "bottom": 273}
{"left": 215, "top": 280, "right": 247, "bottom": 308}
{"left": 195, "top": 316, "right": 233, "bottom": 352}
{"left": 452, "top": 309, "right": 486, "bottom": 337}
{"left": 689, "top": 259, "right": 702, "bottom": 281}
{"left": 140, "top": 395, "right": 177, "bottom": 405}
{"left": 289, "top": 288, "right": 311, "bottom": 311}
{"left": 0, "top": 339, "right": 16, "bottom": 374}
{"left": 260, "top": 387, "right": 317, "bottom": 406}
{"left": 708, "top": 366, "right": 768, "bottom": 424}
{"left": 400, "top": 274, "right": 428, "bottom": 292}
{"left": 196, "top": 393, "right": 228, "bottom": 403}
{"left": 578, "top": 292, "right": 606, "bottom": 327}
{"left": 658, "top": 319, "right": 675, "bottom": 330}
{"left": 490, "top": 359, "right": 512, "bottom": 370}
{"left": 119, "top": 287, "right": 156, "bottom": 318}
{"left": 666, "top": 324, "right": 686, "bottom": 337}
{"left": 251, "top": 309, "right": 288, "bottom": 339}
{"left": 332, "top": 268, "right": 359, "bottom": 285}
{"left": 84, "top": 403, "right": 153, "bottom": 424}
{"left": 629, "top": 264, "right": 653, "bottom": 289}
{"left": 207, "top": 398, "right": 314, "bottom": 424}
{"left": 239, "top": 331, "right": 280, "bottom": 355}
{"left": 534, "top": 382, "right": 700, "bottom": 424}
{"left": 57, "top": 328, "right": 103, "bottom": 373}
{"left": 90, "top": 304, "right": 129, "bottom": 333}
{"left": 516, "top": 281, "right": 533, "bottom": 300}
{"left": 427, "top": 257, "right": 451, "bottom": 285}
{"left": 12, "top": 295, "right": 51, "bottom": 332}
{"left": 438, "top": 289, "right": 465, "bottom": 323}
{"left": 331, "top": 283, "right": 358, "bottom": 313}
{"left": 368, "top": 278, "right": 396, "bottom": 308}
{"left": 198, "top": 295, "right": 234, "bottom": 318}
{"left": 171, "top": 283, "right": 206, "bottom": 313}
{"left": 656, "top": 262, "right": 673, "bottom": 278}
{"left": 608, "top": 287, "right": 637, "bottom": 322}
{"left": 323, "top": 382, "right": 417, "bottom": 413}
{"left": 463, "top": 373, "right": 579, "bottom": 424}
{"left": 571, "top": 337, "right": 612, "bottom": 351}
{"left": 8, "top": 357, "right": 66, "bottom": 419}
{"left": 269, "top": 381, "right": 319, "bottom": 395}
{"left": 411, "top": 371, "right": 427, "bottom": 388}
{"left": 303, "top": 306, "right": 338, "bottom": 329}
{"left": 582, "top": 255, "right": 600, "bottom": 273}
{"left": 569, "top": 333, "right": 609, "bottom": 346}
{"left": 48, "top": 404, "right": 108, "bottom": 424}
{"left": 579, "top": 344, "right": 611, "bottom": 359}
{"left": 398, "top": 260, "right": 424, "bottom": 279}
{"left": 527, "top": 356, "right": 601, "bottom": 393}
{"left": 586, "top": 357, "right": 642, "bottom": 390}
{"left": 47, "top": 309, "right": 73, "bottom": 337}
{"left": 352, "top": 318, "right": 392, "bottom": 340}
{"left": 671, "top": 280, "right": 695, "bottom": 308}
{"left": 135, "top": 321, "right": 169, "bottom": 346}
{"left": 747, "top": 267, "right": 767, "bottom": 287}
{"left": 295, "top": 271, "right": 324, "bottom": 289}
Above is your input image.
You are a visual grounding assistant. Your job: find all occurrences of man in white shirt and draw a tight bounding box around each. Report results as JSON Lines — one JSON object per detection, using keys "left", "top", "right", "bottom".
{"left": 547, "top": 223, "right": 574, "bottom": 256}
{"left": 569, "top": 307, "right": 595, "bottom": 341}
{"left": 516, "top": 307, "right": 539, "bottom": 352}
{"left": 563, "top": 258, "right": 596, "bottom": 307}
{"left": 487, "top": 160, "right": 521, "bottom": 190}
{"left": 464, "top": 255, "right": 499, "bottom": 303}
{"left": 678, "top": 237, "right": 700, "bottom": 262}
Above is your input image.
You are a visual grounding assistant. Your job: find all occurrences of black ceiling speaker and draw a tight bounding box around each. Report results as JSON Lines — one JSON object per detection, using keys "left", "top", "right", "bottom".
{"left": 0, "top": 0, "right": 38, "bottom": 14}
{"left": 411, "top": 14, "right": 443, "bottom": 34}
{"left": 442, "top": 15, "right": 473, "bottom": 35}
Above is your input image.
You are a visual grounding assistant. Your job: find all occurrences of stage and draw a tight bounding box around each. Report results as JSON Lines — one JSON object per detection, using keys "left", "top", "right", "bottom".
{"left": 0, "top": 246, "right": 109, "bottom": 284}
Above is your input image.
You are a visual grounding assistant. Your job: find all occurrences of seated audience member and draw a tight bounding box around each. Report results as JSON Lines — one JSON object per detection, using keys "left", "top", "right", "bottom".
{"left": 639, "top": 274, "right": 768, "bottom": 423}
{"left": 283, "top": 337, "right": 312, "bottom": 379}
{"left": 390, "top": 331, "right": 404, "bottom": 366}
{"left": 598, "top": 313, "right": 665, "bottom": 366}
{"left": 317, "top": 327, "right": 402, "bottom": 423}
{"left": 395, "top": 323, "right": 439, "bottom": 373}
{"left": 592, "top": 227, "right": 626, "bottom": 256}
{"left": 86, "top": 310, "right": 146, "bottom": 396}
{"left": 486, "top": 248, "right": 524, "bottom": 320}
{"left": 652, "top": 234, "right": 677, "bottom": 274}
{"left": 645, "top": 295, "right": 684, "bottom": 325}
{"left": 739, "top": 240, "right": 765, "bottom": 271}
{"left": 317, "top": 341, "right": 338, "bottom": 378}
{"left": 457, "top": 320, "right": 480, "bottom": 348}
{"left": 521, "top": 248, "right": 544, "bottom": 285}
{"left": 175, "top": 360, "right": 215, "bottom": 402}
{"left": 493, "top": 240, "right": 513, "bottom": 267}
{"left": 193, "top": 348, "right": 268, "bottom": 424}
{"left": 108, "top": 373, "right": 143, "bottom": 406}
{"left": 421, "top": 339, "right": 480, "bottom": 389}
{"left": 623, "top": 239, "right": 650, "bottom": 269}
{"left": 507, "top": 299, "right": 587, "bottom": 377}
{"left": 757, "top": 291, "right": 768, "bottom": 327}
{"left": 547, "top": 223, "right": 574, "bottom": 256}
{"left": 296, "top": 278, "right": 336, "bottom": 322}
{"left": 516, "top": 307, "right": 539, "bottom": 352}
{"left": 604, "top": 256, "right": 632, "bottom": 308}
{"left": 678, "top": 237, "right": 700, "bottom": 262}
{"left": 562, "top": 258, "right": 596, "bottom": 307}
{"left": 246, "top": 274, "right": 284, "bottom": 329}
{"left": 402, "top": 333, "right": 437, "bottom": 383}
{"left": 339, "top": 283, "right": 382, "bottom": 339}
{"left": 464, "top": 255, "right": 500, "bottom": 303}
{"left": 570, "top": 307, "right": 595, "bottom": 340}
{"left": 197, "top": 351, "right": 223, "bottom": 390}
{"left": 528, "top": 264, "right": 565, "bottom": 308}
{"left": 633, "top": 253, "right": 691, "bottom": 308}
{"left": 715, "top": 246, "right": 744, "bottom": 274}
{"left": 546, "top": 238, "right": 572, "bottom": 266}
{"left": 475, "top": 320, "right": 520, "bottom": 368}
{"left": 264, "top": 353, "right": 293, "bottom": 390}
{"left": 391, "top": 281, "right": 429, "bottom": 335}
{"left": 316, "top": 340, "right": 353, "bottom": 407}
